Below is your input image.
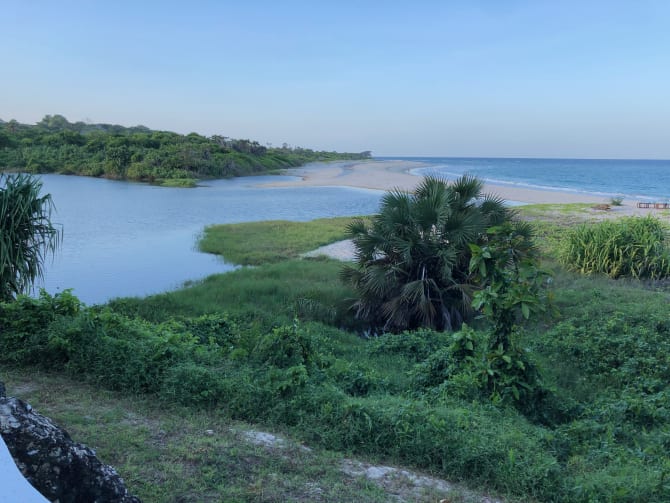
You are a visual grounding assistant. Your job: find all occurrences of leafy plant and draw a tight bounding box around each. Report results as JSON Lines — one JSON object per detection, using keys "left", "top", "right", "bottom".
{"left": 469, "top": 221, "right": 550, "bottom": 349}
{"left": 341, "top": 175, "right": 511, "bottom": 333}
{"left": 558, "top": 216, "right": 670, "bottom": 279}
{"left": 468, "top": 221, "right": 551, "bottom": 412}
{"left": 0, "top": 173, "right": 61, "bottom": 301}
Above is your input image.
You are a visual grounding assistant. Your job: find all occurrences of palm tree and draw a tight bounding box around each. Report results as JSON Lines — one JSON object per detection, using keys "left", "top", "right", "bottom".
{"left": 340, "top": 174, "right": 510, "bottom": 333}
{"left": 0, "top": 173, "right": 61, "bottom": 301}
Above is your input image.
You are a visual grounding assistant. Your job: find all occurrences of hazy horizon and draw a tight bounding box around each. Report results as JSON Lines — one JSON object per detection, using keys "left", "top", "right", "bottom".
{"left": 3, "top": 1, "right": 669, "bottom": 159}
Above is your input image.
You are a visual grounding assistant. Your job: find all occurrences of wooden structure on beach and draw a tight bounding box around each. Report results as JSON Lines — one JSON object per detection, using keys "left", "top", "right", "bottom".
{"left": 637, "top": 202, "right": 670, "bottom": 209}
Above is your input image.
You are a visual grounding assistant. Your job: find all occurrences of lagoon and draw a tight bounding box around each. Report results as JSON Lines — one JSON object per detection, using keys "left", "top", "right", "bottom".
{"left": 37, "top": 155, "right": 663, "bottom": 304}
{"left": 36, "top": 171, "right": 383, "bottom": 304}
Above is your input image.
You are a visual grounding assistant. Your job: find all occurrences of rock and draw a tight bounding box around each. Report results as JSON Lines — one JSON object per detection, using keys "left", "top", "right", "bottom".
{"left": 1, "top": 433, "right": 49, "bottom": 502}
{"left": 0, "top": 382, "right": 141, "bottom": 503}
{"left": 592, "top": 203, "right": 611, "bottom": 211}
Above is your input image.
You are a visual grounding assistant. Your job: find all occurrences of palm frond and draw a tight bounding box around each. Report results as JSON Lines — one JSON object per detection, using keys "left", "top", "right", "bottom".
{"left": 0, "top": 173, "right": 61, "bottom": 301}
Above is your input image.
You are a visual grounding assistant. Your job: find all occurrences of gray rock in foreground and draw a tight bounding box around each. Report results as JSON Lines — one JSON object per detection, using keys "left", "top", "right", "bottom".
{"left": 0, "top": 382, "right": 141, "bottom": 503}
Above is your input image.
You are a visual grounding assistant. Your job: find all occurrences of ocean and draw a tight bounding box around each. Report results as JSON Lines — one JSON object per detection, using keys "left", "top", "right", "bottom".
{"left": 386, "top": 157, "right": 670, "bottom": 202}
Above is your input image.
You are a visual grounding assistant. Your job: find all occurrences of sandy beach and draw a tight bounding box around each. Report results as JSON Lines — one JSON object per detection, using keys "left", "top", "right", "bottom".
{"left": 260, "top": 159, "right": 670, "bottom": 222}
{"left": 263, "top": 159, "right": 613, "bottom": 205}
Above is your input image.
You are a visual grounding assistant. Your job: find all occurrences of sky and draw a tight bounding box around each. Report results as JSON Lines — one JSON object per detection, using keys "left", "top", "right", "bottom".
{"left": 1, "top": 0, "right": 669, "bottom": 158}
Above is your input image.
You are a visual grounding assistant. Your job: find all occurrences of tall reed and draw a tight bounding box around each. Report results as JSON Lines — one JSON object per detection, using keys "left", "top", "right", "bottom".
{"left": 558, "top": 216, "right": 670, "bottom": 279}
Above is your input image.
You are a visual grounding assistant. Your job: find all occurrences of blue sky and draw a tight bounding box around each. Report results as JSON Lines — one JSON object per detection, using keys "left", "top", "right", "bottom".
{"left": 2, "top": 1, "right": 669, "bottom": 158}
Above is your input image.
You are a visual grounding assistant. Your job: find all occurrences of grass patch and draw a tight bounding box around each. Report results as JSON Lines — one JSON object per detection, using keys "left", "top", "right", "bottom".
{"left": 199, "top": 217, "right": 360, "bottom": 265}
{"left": 108, "top": 258, "right": 358, "bottom": 329}
{"left": 155, "top": 178, "right": 199, "bottom": 188}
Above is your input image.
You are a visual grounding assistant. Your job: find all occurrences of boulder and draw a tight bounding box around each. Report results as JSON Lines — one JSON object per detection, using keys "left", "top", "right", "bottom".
{"left": 0, "top": 382, "right": 141, "bottom": 503}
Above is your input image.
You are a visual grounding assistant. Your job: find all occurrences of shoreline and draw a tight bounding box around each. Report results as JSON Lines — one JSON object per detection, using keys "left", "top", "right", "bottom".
{"left": 262, "top": 159, "right": 662, "bottom": 216}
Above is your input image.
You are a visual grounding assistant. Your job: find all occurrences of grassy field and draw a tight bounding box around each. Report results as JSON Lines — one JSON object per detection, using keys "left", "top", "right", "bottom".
{"left": 2, "top": 206, "right": 670, "bottom": 502}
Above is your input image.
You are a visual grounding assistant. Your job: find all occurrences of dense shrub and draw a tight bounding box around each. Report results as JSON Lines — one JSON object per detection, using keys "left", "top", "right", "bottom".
{"left": 3, "top": 287, "right": 670, "bottom": 501}
{"left": 366, "top": 328, "right": 452, "bottom": 362}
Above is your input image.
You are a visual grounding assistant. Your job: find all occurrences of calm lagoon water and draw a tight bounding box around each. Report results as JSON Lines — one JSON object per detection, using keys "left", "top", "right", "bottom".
{"left": 36, "top": 172, "right": 383, "bottom": 304}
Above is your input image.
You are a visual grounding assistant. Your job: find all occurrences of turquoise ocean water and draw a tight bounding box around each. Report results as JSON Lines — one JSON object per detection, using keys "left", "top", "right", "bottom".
{"left": 387, "top": 157, "right": 670, "bottom": 202}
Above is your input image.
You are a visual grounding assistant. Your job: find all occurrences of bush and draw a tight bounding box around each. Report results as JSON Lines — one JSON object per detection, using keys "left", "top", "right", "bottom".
{"left": 366, "top": 328, "right": 451, "bottom": 362}
{"left": 253, "top": 322, "right": 317, "bottom": 369}
{"left": 4, "top": 287, "right": 670, "bottom": 501}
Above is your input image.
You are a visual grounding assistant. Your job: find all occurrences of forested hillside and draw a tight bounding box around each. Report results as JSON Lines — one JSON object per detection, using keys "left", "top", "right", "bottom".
{"left": 0, "top": 115, "right": 370, "bottom": 183}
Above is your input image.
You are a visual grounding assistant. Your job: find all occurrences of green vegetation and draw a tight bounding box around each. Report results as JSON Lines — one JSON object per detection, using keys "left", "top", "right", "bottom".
{"left": 109, "top": 259, "right": 359, "bottom": 330}
{"left": 3, "top": 202, "right": 670, "bottom": 501}
{"left": 514, "top": 203, "right": 595, "bottom": 226}
{"left": 341, "top": 175, "right": 511, "bottom": 333}
{"left": 156, "top": 177, "right": 198, "bottom": 188}
{"left": 0, "top": 114, "right": 371, "bottom": 182}
{"left": 3, "top": 369, "right": 456, "bottom": 503}
{"left": 0, "top": 173, "right": 60, "bottom": 301}
{"left": 559, "top": 216, "right": 670, "bottom": 278}
{"left": 200, "top": 217, "right": 358, "bottom": 265}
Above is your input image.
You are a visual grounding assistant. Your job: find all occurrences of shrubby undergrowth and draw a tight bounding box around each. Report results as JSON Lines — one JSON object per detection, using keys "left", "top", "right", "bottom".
{"left": 2, "top": 283, "right": 670, "bottom": 501}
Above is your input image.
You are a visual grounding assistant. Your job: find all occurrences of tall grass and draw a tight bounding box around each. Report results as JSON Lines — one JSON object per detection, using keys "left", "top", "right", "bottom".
{"left": 108, "top": 258, "right": 359, "bottom": 329}
{"left": 558, "top": 216, "right": 670, "bottom": 278}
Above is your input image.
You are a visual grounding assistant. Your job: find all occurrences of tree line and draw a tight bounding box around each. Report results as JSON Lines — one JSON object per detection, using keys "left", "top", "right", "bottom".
{"left": 0, "top": 115, "right": 371, "bottom": 182}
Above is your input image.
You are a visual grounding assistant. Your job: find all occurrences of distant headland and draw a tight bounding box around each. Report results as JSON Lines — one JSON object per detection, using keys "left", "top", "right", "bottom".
{"left": 0, "top": 114, "right": 371, "bottom": 186}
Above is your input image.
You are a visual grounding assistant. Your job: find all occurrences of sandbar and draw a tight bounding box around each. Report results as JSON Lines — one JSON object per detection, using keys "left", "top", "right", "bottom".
{"left": 260, "top": 159, "right": 668, "bottom": 218}
{"left": 262, "top": 159, "right": 606, "bottom": 204}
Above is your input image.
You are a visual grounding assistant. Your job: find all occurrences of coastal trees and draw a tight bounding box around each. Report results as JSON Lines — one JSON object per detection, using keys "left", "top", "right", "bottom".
{"left": 0, "top": 116, "right": 372, "bottom": 183}
{"left": 0, "top": 174, "right": 61, "bottom": 301}
{"left": 341, "top": 175, "right": 513, "bottom": 333}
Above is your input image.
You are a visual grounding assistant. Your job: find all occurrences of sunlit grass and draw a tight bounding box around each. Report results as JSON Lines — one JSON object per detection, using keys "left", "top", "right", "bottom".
{"left": 199, "top": 217, "right": 362, "bottom": 265}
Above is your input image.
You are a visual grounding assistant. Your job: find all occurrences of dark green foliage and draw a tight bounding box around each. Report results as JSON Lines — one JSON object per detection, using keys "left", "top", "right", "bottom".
{"left": 0, "top": 291, "right": 562, "bottom": 499}
{"left": 325, "top": 360, "right": 381, "bottom": 397}
{"left": 409, "top": 325, "right": 548, "bottom": 419}
{"left": 4, "top": 257, "right": 670, "bottom": 500}
{"left": 341, "top": 175, "right": 511, "bottom": 333}
{"left": 0, "top": 115, "right": 371, "bottom": 182}
{"left": 559, "top": 216, "right": 670, "bottom": 279}
{"left": 161, "top": 363, "right": 229, "bottom": 407}
{"left": 0, "top": 173, "right": 61, "bottom": 301}
{"left": 469, "top": 221, "right": 549, "bottom": 348}
{"left": 254, "top": 322, "right": 316, "bottom": 369}
{"left": 366, "top": 328, "right": 452, "bottom": 362}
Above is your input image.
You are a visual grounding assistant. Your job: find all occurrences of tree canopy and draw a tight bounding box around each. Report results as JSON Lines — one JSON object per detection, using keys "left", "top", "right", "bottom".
{"left": 0, "top": 115, "right": 371, "bottom": 182}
